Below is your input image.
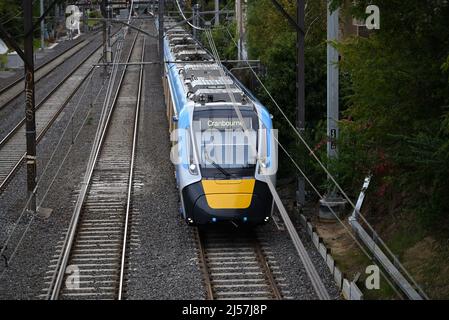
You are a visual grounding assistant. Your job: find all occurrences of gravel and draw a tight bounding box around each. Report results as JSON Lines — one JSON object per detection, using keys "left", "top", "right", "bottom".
{"left": 0, "top": 29, "right": 113, "bottom": 142}
{"left": 0, "top": 30, "right": 98, "bottom": 91}
{"left": 256, "top": 219, "right": 340, "bottom": 300}
{"left": 0, "top": 20, "right": 342, "bottom": 300}
{"left": 125, "top": 22, "right": 205, "bottom": 300}
{"left": 0, "top": 49, "right": 109, "bottom": 299}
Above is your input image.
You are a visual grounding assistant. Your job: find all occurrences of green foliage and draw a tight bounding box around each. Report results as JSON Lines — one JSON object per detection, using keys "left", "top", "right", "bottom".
{"left": 88, "top": 9, "right": 102, "bottom": 28}
{"left": 0, "top": 53, "right": 7, "bottom": 70}
{"left": 335, "top": 0, "right": 449, "bottom": 228}
{"left": 243, "top": 0, "right": 449, "bottom": 228}
{"left": 201, "top": 21, "right": 237, "bottom": 61}
{"left": 0, "top": 0, "right": 22, "bottom": 41}
{"left": 246, "top": 0, "right": 329, "bottom": 180}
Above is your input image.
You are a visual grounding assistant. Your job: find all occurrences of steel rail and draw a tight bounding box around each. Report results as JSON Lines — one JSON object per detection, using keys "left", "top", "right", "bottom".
{"left": 252, "top": 238, "right": 283, "bottom": 300}
{"left": 195, "top": 228, "right": 286, "bottom": 300}
{"left": 48, "top": 30, "right": 140, "bottom": 300}
{"left": 0, "top": 40, "right": 88, "bottom": 110}
{"left": 0, "top": 30, "right": 121, "bottom": 149}
{"left": 0, "top": 31, "right": 105, "bottom": 110}
{"left": 0, "top": 38, "right": 87, "bottom": 96}
{"left": 206, "top": 28, "right": 331, "bottom": 300}
{"left": 118, "top": 36, "right": 146, "bottom": 300}
{"left": 266, "top": 181, "right": 331, "bottom": 300}
{"left": 194, "top": 228, "right": 214, "bottom": 300}
{"left": 0, "top": 68, "right": 95, "bottom": 192}
{"left": 0, "top": 36, "right": 120, "bottom": 192}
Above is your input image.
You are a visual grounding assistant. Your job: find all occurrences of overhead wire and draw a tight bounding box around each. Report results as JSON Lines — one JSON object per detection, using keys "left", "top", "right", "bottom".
{"left": 204, "top": 28, "right": 330, "bottom": 300}
{"left": 0, "top": 65, "right": 103, "bottom": 281}
{"left": 174, "top": 0, "right": 208, "bottom": 31}
{"left": 0, "top": 29, "right": 124, "bottom": 282}
{"left": 173, "top": 0, "right": 416, "bottom": 295}
{"left": 204, "top": 27, "right": 407, "bottom": 299}
{"left": 216, "top": 21, "right": 426, "bottom": 298}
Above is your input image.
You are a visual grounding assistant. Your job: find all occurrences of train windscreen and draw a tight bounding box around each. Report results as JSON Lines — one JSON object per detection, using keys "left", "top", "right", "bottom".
{"left": 192, "top": 108, "right": 259, "bottom": 178}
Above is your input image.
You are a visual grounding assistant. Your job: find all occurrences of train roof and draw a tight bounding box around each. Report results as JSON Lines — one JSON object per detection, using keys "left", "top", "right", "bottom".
{"left": 165, "top": 21, "right": 251, "bottom": 106}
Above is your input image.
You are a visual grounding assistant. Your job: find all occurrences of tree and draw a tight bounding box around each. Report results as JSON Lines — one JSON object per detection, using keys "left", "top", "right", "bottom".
{"left": 333, "top": 0, "right": 449, "bottom": 227}
{"left": 246, "top": 0, "right": 329, "bottom": 182}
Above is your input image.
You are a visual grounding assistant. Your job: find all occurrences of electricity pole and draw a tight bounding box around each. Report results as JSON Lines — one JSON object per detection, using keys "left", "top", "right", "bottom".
{"left": 24, "top": 0, "right": 37, "bottom": 213}
{"left": 0, "top": 0, "right": 58, "bottom": 216}
{"left": 269, "top": 0, "right": 306, "bottom": 208}
{"left": 192, "top": 3, "right": 199, "bottom": 39}
{"left": 296, "top": 0, "right": 305, "bottom": 207}
{"left": 107, "top": 2, "right": 112, "bottom": 54}
{"left": 101, "top": 0, "right": 112, "bottom": 66}
{"left": 236, "top": 0, "right": 247, "bottom": 60}
{"left": 40, "top": 0, "right": 45, "bottom": 50}
{"left": 319, "top": 1, "right": 346, "bottom": 219}
{"left": 327, "top": 2, "right": 339, "bottom": 161}
{"left": 215, "top": 0, "right": 219, "bottom": 26}
{"left": 159, "top": 0, "right": 164, "bottom": 77}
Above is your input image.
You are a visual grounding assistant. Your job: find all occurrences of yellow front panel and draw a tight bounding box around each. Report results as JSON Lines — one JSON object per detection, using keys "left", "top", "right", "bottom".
{"left": 202, "top": 179, "right": 256, "bottom": 209}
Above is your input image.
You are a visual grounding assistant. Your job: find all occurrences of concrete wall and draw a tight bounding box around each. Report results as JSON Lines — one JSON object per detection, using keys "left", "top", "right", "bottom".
{"left": 299, "top": 213, "right": 364, "bottom": 300}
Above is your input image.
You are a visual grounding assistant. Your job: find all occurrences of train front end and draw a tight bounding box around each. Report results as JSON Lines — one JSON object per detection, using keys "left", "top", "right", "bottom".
{"left": 162, "top": 20, "right": 278, "bottom": 226}
{"left": 179, "top": 103, "right": 277, "bottom": 226}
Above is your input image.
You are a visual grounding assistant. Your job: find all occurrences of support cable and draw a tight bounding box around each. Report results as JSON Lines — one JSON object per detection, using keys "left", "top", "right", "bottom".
{"left": 217, "top": 22, "right": 427, "bottom": 299}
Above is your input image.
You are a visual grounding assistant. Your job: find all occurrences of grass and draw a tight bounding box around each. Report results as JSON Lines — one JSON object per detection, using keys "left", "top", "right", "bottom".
{"left": 391, "top": 230, "right": 449, "bottom": 299}
{"left": 0, "top": 53, "right": 7, "bottom": 70}
{"left": 311, "top": 202, "right": 446, "bottom": 299}
{"left": 87, "top": 19, "right": 100, "bottom": 28}
{"left": 354, "top": 209, "right": 449, "bottom": 299}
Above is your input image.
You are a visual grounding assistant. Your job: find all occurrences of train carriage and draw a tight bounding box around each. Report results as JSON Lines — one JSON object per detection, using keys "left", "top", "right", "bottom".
{"left": 162, "top": 21, "right": 278, "bottom": 225}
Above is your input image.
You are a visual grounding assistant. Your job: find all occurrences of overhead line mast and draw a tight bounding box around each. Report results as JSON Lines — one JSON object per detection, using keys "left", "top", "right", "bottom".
{"left": 269, "top": 0, "right": 306, "bottom": 208}
{"left": 24, "top": 0, "right": 37, "bottom": 213}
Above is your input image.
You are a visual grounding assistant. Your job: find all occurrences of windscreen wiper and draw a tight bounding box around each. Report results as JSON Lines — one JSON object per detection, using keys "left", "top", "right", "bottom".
{"left": 203, "top": 147, "right": 232, "bottom": 179}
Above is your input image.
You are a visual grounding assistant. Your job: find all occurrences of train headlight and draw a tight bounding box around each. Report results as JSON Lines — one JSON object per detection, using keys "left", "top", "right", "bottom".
{"left": 189, "top": 163, "right": 198, "bottom": 175}
{"left": 258, "top": 158, "right": 269, "bottom": 174}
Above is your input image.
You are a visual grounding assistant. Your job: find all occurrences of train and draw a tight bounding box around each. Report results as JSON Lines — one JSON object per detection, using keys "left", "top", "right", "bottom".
{"left": 162, "top": 19, "right": 278, "bottom": 225}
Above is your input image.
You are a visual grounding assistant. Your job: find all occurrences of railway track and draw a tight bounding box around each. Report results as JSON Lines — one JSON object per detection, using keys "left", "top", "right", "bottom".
{"left": 43, "top": 29, "right": 145, "bottom": 300}
{"left": 195, "top": 227, "right": 292, "bottom": 300}
{"left": 0, "top": 32, "right": 100, "bottom": 110}
{"left": 0, "top": 33, "right": 121, "bottom": 192}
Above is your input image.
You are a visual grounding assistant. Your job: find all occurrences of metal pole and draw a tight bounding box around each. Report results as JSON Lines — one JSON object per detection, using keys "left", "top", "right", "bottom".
{"left": 40, "top": 0, "right": 45, "bottom": 50}
{"left": 192, "top": 3, "right": 199, "bottom": 39}
{"left": 24, "top": 0, "right": 37, "bottom": 213}
{"left": 296, "top": 0, "right": 305, "bottom": 207}
{"left": 236, "top": 0, "right": 247, "bottom": 61}
{"left": 103, "top": 18, "right": 107, "bottom": 60}
{"left": 159, "top": 0, "right": 164, "bottom": 77}
{"left": 236, "top": 0, "right": 241, "bottom": 60}
{"left": 83, "top": 6, "right": 88, "bottom": 33}
{"left": 327, "top": 1, "right": 339, "bottom": 160}
{"left": 103, "top": 0, "right": 112, "bottom": 65}
{"left": 107, "top": 2, "right": 112, "bottom": 49}
{"left": 318, "top": 1, "right": 346, "bottom": 220}
{"left": 214, "top": 0, "right": 219, "bottom": 26}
